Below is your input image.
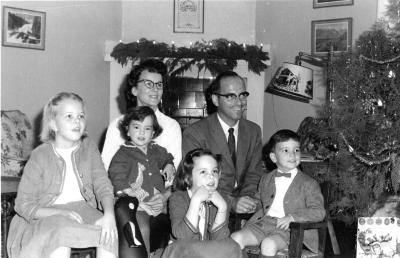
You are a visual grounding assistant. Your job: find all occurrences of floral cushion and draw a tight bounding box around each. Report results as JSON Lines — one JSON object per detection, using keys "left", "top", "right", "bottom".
{"left": 1, "top": 110, "right": 33, "bottom": 177}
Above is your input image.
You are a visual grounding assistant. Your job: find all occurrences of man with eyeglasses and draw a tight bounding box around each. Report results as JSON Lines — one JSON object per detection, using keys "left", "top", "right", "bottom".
{"left": 182, "top": 71, "right": 263, "bottom": 218}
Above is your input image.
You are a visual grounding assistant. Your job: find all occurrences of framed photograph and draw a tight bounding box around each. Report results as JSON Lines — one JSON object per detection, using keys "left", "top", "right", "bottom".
{"left": 311, "top": 18, "right": 352, "bottom": 55}
{"left": 313, "top": 0, "right": 354, "bottom": 8}
{"left": 173, "top": 0, "right": 204, "bottom": 33}
{"left": 2, "top": 6, "right": 46, "bottom": 50}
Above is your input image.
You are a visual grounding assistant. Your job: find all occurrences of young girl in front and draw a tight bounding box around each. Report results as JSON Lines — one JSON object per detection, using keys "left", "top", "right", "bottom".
{"left": 161, "top": 148, "right": 242, "bottom": 258}
{"left": 7, "top": 92, "right": 117, "bottom": 258}
{"left": 108, "top": 106, "right": 175, "bottom": 258}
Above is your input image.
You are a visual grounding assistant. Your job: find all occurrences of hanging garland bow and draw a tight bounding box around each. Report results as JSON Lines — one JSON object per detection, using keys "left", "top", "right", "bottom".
{"left": 110, "top": 38, "right": 269, "bottom": 77}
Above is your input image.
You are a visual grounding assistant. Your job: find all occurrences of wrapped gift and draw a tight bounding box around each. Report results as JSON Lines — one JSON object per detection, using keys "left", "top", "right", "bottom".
{"left": 357, "top": 217, "right": 400, "bottom": 257}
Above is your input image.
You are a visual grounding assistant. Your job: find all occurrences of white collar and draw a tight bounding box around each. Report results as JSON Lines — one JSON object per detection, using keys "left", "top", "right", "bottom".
{"left": 217, "top": 114, "right": 239, "bottom": 135}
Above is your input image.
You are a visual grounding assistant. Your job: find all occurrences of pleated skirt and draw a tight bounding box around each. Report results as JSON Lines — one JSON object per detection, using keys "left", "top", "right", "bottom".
{"left": 18, "top": 201, "right": 118, "bottom": 258}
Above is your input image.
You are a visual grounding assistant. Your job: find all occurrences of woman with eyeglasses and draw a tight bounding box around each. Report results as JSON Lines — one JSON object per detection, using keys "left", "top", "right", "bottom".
{"left": 102, "top": 59, "right": 182, "bottom": 258}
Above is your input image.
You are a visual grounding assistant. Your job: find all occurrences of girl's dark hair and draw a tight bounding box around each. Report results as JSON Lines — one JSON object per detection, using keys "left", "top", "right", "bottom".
{"left": 119, "top": 106, "right": 163, "bottom": 141}
{"left": 125, "top": 59, "right": 168, "bottom": 109}
{"left": 174, "top": 148, "right": 221, "bottom": 191}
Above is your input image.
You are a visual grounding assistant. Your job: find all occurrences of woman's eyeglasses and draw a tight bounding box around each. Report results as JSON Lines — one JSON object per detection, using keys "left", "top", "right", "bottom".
{"left": 137, "top": 79, "right": 164, "bottom": 90}
{"left": 213, "top": 91, "right": 250, "bottom": 102}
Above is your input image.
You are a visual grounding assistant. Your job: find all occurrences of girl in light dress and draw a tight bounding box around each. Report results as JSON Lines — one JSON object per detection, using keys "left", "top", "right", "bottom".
{"left": 7, "top": 92, "right": 117, "bottom": 258}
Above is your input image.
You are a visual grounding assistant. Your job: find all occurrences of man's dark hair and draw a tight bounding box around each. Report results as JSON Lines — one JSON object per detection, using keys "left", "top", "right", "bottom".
{"left": 267, "top": 129, "right": 301, "bottom": 153}
{"left": 205, "top": 70, "right": 245, "bottom": 114}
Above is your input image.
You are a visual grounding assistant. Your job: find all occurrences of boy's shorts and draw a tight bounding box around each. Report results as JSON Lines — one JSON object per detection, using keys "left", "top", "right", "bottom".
{"left": 243, "top": 216, "right": 290, "bottom": 244}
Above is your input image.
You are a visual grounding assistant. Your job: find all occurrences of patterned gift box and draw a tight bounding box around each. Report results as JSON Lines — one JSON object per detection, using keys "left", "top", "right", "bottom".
{"left": 357, "top": 217, "right": 400, "bottom": 257}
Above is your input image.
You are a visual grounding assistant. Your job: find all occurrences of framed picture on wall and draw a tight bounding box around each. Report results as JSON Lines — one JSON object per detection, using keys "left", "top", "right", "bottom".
{"left": 311, "top": 18, "right": 352, "bottom": 55}
{"left": 173, "top": 0, "right": 204, "bottom": 33}
{"left": 2, "top": 6, "right": 46, "bottom": 50}
{"left": 313, "top": 0, "right": 354, "bottom": 8}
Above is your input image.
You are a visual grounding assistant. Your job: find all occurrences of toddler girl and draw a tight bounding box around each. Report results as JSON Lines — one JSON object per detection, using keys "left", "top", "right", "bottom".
{"left": 108, "top": 106, "right": 175, "bottom": 258}
{"left": 161, "top": 148, "right": 242, "bottom": 258}
{"left": 7, "top": 92, "right": 117, "bottom": 258}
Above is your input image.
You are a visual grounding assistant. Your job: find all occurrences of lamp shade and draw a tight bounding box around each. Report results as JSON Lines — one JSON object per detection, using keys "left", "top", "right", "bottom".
{"left": 266, "top": 62, "right": 313, "bottom": 103}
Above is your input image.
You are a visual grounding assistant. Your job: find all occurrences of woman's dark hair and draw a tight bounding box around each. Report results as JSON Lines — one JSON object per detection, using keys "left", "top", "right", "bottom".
{"left": 174, "top": 148, "right": 221, "bottom": 191}
{"left": 119, "top": 106, "right": 163, "bottom": 141}
{"left": 125, "top": 59, "right": 168, "bottom": 109}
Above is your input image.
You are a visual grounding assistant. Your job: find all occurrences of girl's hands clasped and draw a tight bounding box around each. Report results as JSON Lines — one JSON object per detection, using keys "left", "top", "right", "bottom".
{"left": 208, "top": 190, "right": 227, "bottom": 212}
{"left": 192, "top": 186, "right": 212, "bottom": 204}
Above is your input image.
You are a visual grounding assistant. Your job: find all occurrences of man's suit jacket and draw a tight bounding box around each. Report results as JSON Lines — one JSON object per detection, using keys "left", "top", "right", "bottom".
{"left": 248, "top": 169, "right": 326, "bottom": 253}
{"left": 182, "top": 113, "right": 263, "bottom": 203}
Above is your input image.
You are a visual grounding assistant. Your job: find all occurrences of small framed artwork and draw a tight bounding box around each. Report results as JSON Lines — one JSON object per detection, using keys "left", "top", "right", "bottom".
{"left": 311, "top": 18, "right": 352, "bottom": 55}
{"left": 313, "top": 0, "right": 354, "bottom": 8}
{"left": 2, "top": 6, "right": 46, "bottom": 50}
{"left": 173, "top": 0, "right": 204, "bottom": 33}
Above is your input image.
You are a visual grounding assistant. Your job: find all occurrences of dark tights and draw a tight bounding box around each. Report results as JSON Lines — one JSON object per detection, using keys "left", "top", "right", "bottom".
{"left": 114, "top": 196, "right": 171, "bottom": 258}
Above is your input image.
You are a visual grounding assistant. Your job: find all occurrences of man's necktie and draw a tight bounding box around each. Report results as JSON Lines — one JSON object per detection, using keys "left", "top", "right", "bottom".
{"left": 228, "top": 128, "right": 236, "bottom": 166}
{"left": 276, "top": 171, "right": 291, "bottom": 178}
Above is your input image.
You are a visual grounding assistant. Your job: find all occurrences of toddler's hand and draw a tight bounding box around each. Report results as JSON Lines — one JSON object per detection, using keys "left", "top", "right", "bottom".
{"left": 162, "top": 164, "right": 175, "bottom": 182}
{"left": 276, "top": 215, "right": 294, "bottom": 230}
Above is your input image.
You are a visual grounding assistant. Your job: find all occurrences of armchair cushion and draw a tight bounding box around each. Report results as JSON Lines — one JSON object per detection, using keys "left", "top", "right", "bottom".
{"left": 1, "top": 110, "right": 33, "bottom": 177}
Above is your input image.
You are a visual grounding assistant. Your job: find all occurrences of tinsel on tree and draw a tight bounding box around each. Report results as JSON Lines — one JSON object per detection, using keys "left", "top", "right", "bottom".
{"left": 301, "top": 0, "right": 400, "bottom": 223}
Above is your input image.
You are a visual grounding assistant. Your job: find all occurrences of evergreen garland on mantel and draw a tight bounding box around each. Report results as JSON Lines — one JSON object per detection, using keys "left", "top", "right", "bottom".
{"left": 110, "top": 38, "right": 269, "bottom": 77}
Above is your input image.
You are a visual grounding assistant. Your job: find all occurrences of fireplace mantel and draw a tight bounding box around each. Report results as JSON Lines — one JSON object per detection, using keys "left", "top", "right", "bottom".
{"left": 104, "top": 40, "right": 269, "bottom": 133}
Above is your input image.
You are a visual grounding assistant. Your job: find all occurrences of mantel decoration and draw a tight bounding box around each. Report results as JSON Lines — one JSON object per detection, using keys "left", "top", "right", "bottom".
{"left": 110, "top": 38, "right": 269, "bottom": 77}
{"left": 299, "top": 0, "right": 400, "bottom": 224}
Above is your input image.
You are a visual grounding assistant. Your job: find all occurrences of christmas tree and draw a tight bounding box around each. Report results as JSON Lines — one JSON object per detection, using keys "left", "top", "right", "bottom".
{"left": 301, "top": 0, "right": 400, "bottom": 223}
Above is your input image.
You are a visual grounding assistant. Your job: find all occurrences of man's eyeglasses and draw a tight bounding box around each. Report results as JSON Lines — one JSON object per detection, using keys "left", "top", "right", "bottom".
{"left": 137, "top": 79, "right": 164, "bottom": 90}
{"left": 214, "top": 91, "right": 250, "bottom": 102}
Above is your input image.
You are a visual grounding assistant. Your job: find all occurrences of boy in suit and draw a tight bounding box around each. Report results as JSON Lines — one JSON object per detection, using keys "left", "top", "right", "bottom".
{"left": 231, "top": 129, "right": 325, "bottom": 257}
{"left": 182, "top": 71, "right": 263, "bottom": 215}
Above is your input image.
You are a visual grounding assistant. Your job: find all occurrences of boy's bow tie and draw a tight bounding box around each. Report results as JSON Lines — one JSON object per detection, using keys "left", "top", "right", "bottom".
{"left": 276, "top": 172, "right": 291, "bottom": 178}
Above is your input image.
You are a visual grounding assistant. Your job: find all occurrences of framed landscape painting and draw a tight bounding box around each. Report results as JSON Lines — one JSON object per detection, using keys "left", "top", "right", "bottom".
{"left": 2, "top": 6, "right": 46, "bottom": 50}
{"left": 313, "top": 0, "right": 354, "bottom": 8}
{"left": 311, "top": 18, "right": 352, "bottom": 55}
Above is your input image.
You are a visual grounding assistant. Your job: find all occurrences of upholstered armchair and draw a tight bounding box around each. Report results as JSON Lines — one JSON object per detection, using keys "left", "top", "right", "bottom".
{"left": 1, "top": 110, "right": 34, "bottom": 258}
{"left": 1, "top": 110, "right": 34, "bottom": 178}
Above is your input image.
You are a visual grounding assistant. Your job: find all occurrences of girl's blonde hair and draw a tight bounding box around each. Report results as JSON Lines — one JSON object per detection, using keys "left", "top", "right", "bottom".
{"left": 40, "top": 92, "right": 85, "bottom": 143}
